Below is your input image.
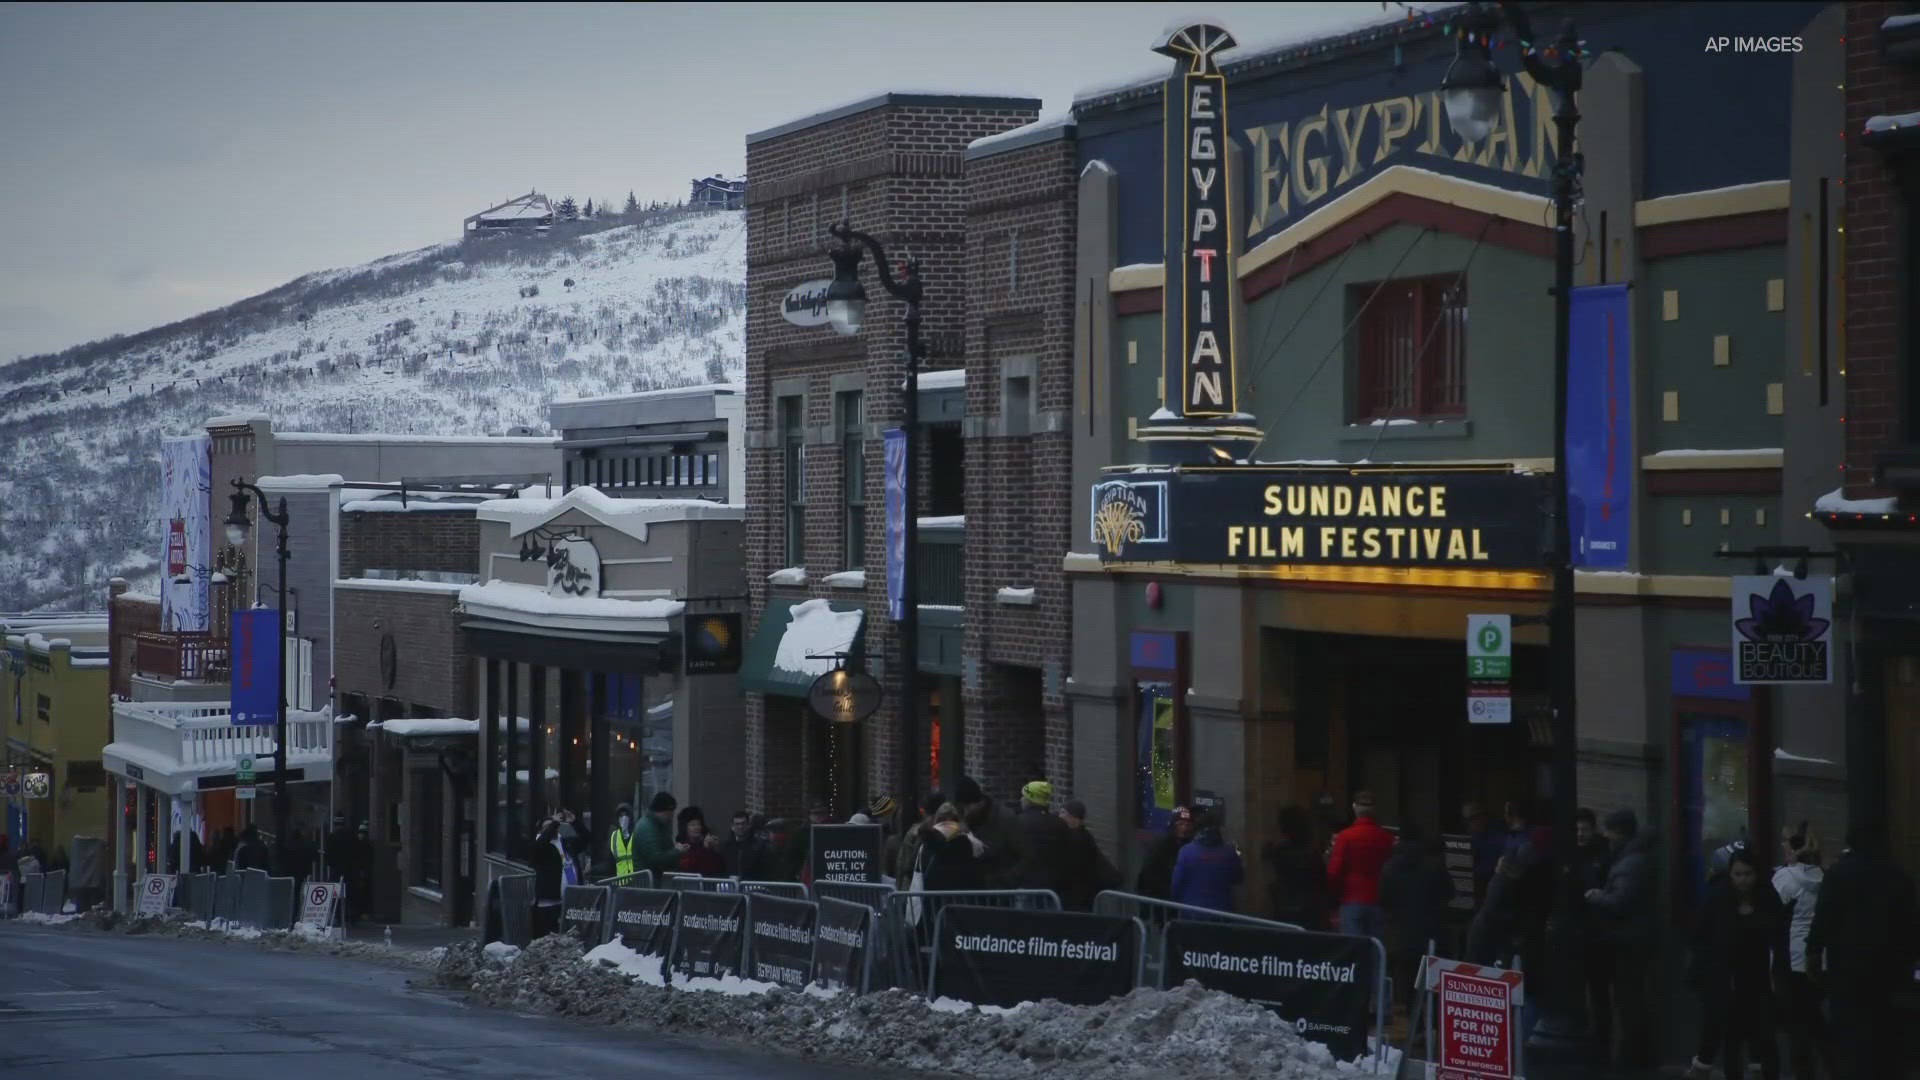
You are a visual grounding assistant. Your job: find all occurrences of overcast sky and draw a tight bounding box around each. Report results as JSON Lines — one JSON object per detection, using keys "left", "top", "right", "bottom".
{"left": 0, "top": 1, "right": 1406, "bottom": 361}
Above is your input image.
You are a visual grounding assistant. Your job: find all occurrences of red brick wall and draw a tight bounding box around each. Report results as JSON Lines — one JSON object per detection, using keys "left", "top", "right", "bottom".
{"left": 333, "top": 588, "right": 471, "bottom": 717}
{"left": 743, "top": 98, "right": 1039, "bottom": 816}
{"left": 1846, "top": 2, "right": 1920, "bottom": 495}
{"left": 107, "top": 589, "right": 160, "bottom": 700}
{"left": 962, "top": 134, "right": 1079, "bottom": 805}
{"left": 339, "top": 510, "right": 480, "bottom": 579}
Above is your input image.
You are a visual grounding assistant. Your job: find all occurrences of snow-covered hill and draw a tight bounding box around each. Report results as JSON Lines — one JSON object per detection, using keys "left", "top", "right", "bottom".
{"left": 0, "top": 206, "right": 745, "bottom": 613}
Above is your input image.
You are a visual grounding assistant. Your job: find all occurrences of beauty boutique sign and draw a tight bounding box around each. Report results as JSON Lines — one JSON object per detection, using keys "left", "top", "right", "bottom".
{"left": 1157, "top": 23, "right": 1241, "bottom": 420}
{"left": 1091, "top": 467, "right": 1548, "bottom": 569}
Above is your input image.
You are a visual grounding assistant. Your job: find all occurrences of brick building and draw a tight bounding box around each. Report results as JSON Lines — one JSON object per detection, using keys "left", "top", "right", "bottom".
{"left": 737, "top": 93, "right": 1044, "bottom": 819}
{"left": 1826, "top": 2, "right": 1920, "bottom": 876}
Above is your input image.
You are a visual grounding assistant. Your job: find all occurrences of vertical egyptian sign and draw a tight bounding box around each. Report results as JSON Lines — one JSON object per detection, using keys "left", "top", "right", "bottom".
{"left": 1157, "top": 23, "right": 1240, "bottom": 419}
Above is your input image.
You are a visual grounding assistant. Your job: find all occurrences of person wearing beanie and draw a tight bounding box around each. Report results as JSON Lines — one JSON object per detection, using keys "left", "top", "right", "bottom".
{"left": 1585, "top": 808, "right": 1656, "bottom": 1071}
{"left": 632, "top": 790, "right": 686, "bottom": 875}
{"left": 1327, "top": 791, "right": 1394, "bottom": 941}
{"left": 1172, "top": 811, "right": 1245, "bottom": 913}
{"left": 949, "top": 775, "right": 1012, "bottom": 881}
{"left": 1004, "top": 778, "right": 1073, "bottom": 894}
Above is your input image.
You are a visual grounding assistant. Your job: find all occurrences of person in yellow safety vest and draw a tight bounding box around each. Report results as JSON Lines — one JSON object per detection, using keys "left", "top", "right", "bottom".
{"left": 609, "top": 802, "right": 638, "bottom": 877}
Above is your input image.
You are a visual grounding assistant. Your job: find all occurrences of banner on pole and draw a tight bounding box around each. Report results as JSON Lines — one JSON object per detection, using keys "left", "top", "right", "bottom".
{"left": 883, "top": 427, "right": 907, "bottom": 622}
{"left": 159, "top": 434, "right": 212, "bottom": 632}
{"left": 230, "top": 609, "right": 281, "bottom": 725}
{"left": 1566, "top": 283, "right": 1632, "bottom": 570}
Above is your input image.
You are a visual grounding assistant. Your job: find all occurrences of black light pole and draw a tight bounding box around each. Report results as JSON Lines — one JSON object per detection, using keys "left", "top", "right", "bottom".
{"left": 226, "top": 479, "right": 293, "bottom": 869}
{"left": 1442, "top": 3, "right": 1588, "bottom": 1054}
{"left": 824, "top": 220, "right": 924, "bottom": 816}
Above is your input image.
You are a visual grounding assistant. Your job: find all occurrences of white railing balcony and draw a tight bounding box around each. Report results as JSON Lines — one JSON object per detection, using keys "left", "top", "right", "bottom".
{"left": 107, "top": 700, "right": 334, "bottom": 794}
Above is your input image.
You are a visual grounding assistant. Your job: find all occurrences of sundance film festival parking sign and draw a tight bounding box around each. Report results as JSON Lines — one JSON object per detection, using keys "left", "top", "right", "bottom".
{"left": 1731, "top": 575, "right": 1834, "bottom": 684}
{"left": 1164, "top": 919, "right": 1378, "bottom": 1059}
{"left": 932, "top": 906, "right": 1138, "bottom": 1008}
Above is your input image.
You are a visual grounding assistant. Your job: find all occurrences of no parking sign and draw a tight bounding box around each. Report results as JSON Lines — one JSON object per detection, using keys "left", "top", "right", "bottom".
{"left": 299, "top": 881, "right": 343, "bottom": 930}
{"left": 135, "top": 873, "right": 177, "bottom": 916}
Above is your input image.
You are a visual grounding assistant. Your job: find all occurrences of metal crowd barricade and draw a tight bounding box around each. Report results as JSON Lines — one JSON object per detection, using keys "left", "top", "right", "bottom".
{"left": 814, "top": 896, "right": 879, "bottom": 994}
{"left": 1092, "top": 889, "right": 1304, "bottom": 988}
{"left": 237, "top": 868, "right": 271, "bottom": 929}
{"left": 595, "top": 870, "right": 655, "bottom": 890}
{"left": 736, "top": 879, "right": 808, "bottom": 900}
{"left": 263, "top": 876, "right": 296, "bottom": 931}
{"left": 190, "top": 872, "right": 217, "bottom": 923}
{"left": 809, "top": 880, "right": 894, "bottom": 911}
{"left": 21, "top": 873, "right": 44, "bottom": 916}
{"left": 39, "top": 869, "right": 66, "bottom": 915}
{"left": 496, "top": 872, "right": 534, "bottom": 947}
{"left": 882, "top": 889, "right": 1062, "bottom": 993}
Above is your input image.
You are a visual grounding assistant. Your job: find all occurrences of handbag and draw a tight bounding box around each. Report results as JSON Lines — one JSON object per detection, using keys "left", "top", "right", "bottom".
{"left": 906, "top": 835, "right": 929, "bottom": 926}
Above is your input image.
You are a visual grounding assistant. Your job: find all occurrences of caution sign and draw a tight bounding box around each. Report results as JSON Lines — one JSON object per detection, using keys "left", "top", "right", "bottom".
{"left": 299, "top": 881, "right": 343, "bottom": 929}
{"left": 809, "top": 823, "right": 882, "bottom": 884}
{"left": 1427, "top": 957, "right": 1523, "bottom": 1079}
{"left": 931, "top": 906, "right": 1138, "bottom": 1008}
{"left": 135, "top": 873, "right": 178, "bottom": 916}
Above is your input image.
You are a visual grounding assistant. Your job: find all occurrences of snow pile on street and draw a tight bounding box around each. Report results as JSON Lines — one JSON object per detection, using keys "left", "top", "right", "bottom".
{"left": 17, "top": 911, "right": 83, "bottom": 925}
{"left": 441, "top": 934, "right": 1374, "bottom": 1079}
{"left": 45, "top": 907, "right": 445, "bottom": 971}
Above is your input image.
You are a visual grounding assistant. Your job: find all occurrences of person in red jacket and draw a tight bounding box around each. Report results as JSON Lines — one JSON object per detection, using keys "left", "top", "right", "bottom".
{"left": 1327, "top": 790, "right": 1396, "bottom": 942}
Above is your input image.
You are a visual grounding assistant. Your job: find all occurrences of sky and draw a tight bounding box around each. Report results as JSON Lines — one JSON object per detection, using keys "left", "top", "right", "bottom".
{"left": 0, "top": 1, "right": 1414, "bottom": 361}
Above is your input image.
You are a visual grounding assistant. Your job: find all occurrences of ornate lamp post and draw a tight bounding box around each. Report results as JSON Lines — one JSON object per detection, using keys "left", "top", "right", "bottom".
{"left": 225, "top": 479, "right": 293, "bottom": 867}
{"left": 824, "top": 220, "right": 925, "bottom": 815}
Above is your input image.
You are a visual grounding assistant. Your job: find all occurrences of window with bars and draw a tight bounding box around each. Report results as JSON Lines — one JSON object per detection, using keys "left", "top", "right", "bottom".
{"left": 781, "top": 396, "right": 806, "bottom": 565}
{"left": 839, "top": 390, "right": 866, "bottom": 570}
{"left": 1350, "top": 275, "right": 1468, "bottom": 422}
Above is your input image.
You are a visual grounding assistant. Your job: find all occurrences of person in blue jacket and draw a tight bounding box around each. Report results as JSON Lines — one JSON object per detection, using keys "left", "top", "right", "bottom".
{"left": 1171, "top": 812, "right": 1245, "bottom": 913}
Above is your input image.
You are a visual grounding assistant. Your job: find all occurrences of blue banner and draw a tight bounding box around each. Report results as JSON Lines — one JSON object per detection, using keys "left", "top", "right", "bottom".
{"left": 1567, "top": 284, "right": 1633, "bottom": 570}
{"left": 230, "top": 609, "right": 281, "bottom": 725}
{"left": 883, "top": 428, "right": 906, "bottom": 622}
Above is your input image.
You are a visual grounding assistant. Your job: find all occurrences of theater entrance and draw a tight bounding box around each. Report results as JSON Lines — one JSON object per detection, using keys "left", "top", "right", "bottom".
{"left": 1285, "top": 630, "right": 1548, "bottom": 838}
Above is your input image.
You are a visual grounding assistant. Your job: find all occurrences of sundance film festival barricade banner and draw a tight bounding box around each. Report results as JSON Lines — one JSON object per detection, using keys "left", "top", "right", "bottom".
{"left": 671, "top": 890, "right": 745, "bottom": 980}
{"left": 159, "top": 434, "right": 212, "bottom": 632}
{"left": 612, "top": 887, "right": 678, "bottom": 957}
{"left": 932, "top": 906, "right": 1138, "bottom": 1008}
{"left": 1090, "top": 468, "right": 1548, "bottom": 568}
{"left": 746, "top": 893, "right": 817, "bottom": 989}
{"left": 813, "top": 897, "right": 874, "bottom": 992}
{"left": 561, "top": 885, "right": 610, "bottom": 947}
{"left": 1732, "top": 575, "right": 1834, "bottom": 684}
{"left": 1163, "top": 919, "right": 1379, "bottom": 1059}
{"left": 809, "top": 823, "right": 882, "bottom": 884}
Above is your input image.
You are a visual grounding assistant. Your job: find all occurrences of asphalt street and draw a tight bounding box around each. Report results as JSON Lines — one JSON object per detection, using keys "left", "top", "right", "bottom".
{"left": 0, "top": 923, "right": 915, "bottom": 1079}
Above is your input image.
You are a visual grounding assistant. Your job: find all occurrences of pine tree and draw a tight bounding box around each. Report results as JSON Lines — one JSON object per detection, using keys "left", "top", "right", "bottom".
{"left": 624, "top": 191, "right": 640, "bottom": 215}
{"left": 557, "top": 196, "right": 578, "bottom": 220}
{"left": 582, "top": 198, "right": 594, "bottom": 218}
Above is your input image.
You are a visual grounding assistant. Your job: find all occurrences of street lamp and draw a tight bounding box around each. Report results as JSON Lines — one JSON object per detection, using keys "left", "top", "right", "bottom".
{"left": 824, "top": 220, "right": 924, "bottom": 816}
{"left": 1440, "top": 1, "right": 1588, "bottom": 1055}
{"left": 225, "top": 478, "right": 293, "bottom": 871}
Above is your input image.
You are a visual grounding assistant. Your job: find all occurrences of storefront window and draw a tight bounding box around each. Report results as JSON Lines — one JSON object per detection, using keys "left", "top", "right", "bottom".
{"left": 415, "top": 767, "right": 443, "bottom": 890}
{"left": 1136, "top": 682, "right": 1179, "bottom": 832}
{"left": 1679, "top": 713, "right": 1748, "bottom": 905}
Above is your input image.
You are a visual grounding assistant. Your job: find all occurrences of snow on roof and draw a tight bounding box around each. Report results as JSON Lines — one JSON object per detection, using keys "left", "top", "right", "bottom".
{"left": 341, "top": 499, "right": 484, "bottom": 513}
{"left": 256, "top": 473, "right": 345, "bottom": 490}
{"left": 475, "top": 194, "right": 554, "bottom": 222}
{"left": 772, "top": 599, "right": 863, "bottom": 679}
{"left": 549, "top": 382, "right": 743, "bottom": 407}
{"left": 475, "top": 484, "right": 741, "bottom": 539}
{"left": 458, "top": 579, "right": 684, "bottom": 622}
{"left": 335, "top": 577, "right": 469, "bottom": 595}
{"left": 918, "top": 368, "right": 966, "bottom": 391}
{"left": 1888, "top": 13, "right": 1920, "bottom": 31}
{"left": 1074, "top": 4, "right": 1454, "bottom": 105}
{"left": 1866, "top": 111, "right": 1920, "bottom": 134}
{"left": 371, "top": 718, "right": 479, "bottom": 737}
{"left": 1815, "top": 487, "right": 1898, "bottom": 514}
{"left": 276, "top": 432, "right": 557, "bottom": 446}
{"left": 918, "top": 515, "right": 964, "bottom": 527}
{"left": 205, "top": 413, "right": 269, "bottom": 428}
{"left": 966, "top": 113, "right": 1076, "bottom": 157}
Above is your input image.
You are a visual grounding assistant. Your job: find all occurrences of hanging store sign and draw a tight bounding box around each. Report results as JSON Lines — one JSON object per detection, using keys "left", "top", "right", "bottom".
{"left": 1156, "top": 23, "right": 1241, "bottom": 419}
{"left": 23, "top": 772, "right": 51, "bottom": 800}
{"left": 1091, "top": 469, "right": 1548, "bottom": 569}
{"left": 807, "top": 668, "right": 882, "bottom": 724}
{"left": 1731, "top": 575, "right": 1834, "bottom": 684}
{"left": 780, "top": 279, "right": 834, "bottom": 328}
{"left": 685, "top": 613, "right": 744, "bottom": 675}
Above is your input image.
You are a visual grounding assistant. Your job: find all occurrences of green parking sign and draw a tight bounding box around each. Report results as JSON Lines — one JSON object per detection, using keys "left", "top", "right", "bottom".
{"left": 1467, "top": 614, "right": 1512, "bottom": 680}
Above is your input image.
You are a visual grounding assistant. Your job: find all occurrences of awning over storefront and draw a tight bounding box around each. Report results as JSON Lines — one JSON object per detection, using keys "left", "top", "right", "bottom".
{"left": 740, "top": 598, "right": 867, "bottom": 697}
